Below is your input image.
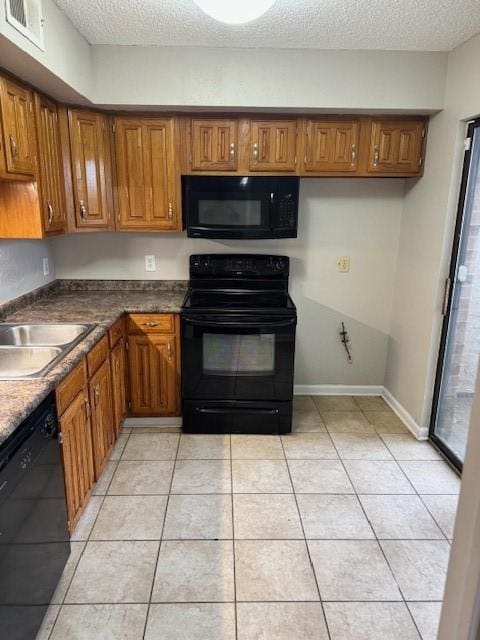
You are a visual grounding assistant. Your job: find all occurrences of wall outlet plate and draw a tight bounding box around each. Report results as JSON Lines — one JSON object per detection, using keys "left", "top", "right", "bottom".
{"left": 145, "top": 255, "right": 156, "bottom": 272}
{"left": 338, "top": 256, "right": 350, "bottom": 273}
{"left": 42, "top": 257, "right": 49, "bottom": 276}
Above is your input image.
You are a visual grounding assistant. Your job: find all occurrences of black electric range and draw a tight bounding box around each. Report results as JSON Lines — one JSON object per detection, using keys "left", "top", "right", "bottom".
{"left": 181, "top": 254, "right": 297, "bottom": 434}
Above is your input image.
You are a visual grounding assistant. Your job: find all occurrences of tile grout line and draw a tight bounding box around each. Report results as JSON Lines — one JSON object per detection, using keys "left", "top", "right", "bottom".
{"left": 230, "top": 433, "right": 239, "bottom": 640}
{"left": 279, "top": 432, "right": 333, "bottom": 640}
{"left": 327, "top": 411, "right": 426, "bottom": 639}
{"left": 372, "top": 415, "right": 452, "bottom": 545}
{"left": 141, "top": 431, "right": 182, "bottom": 640}
{"left": 46, "top": 428, "right": 132, "bottom": 639}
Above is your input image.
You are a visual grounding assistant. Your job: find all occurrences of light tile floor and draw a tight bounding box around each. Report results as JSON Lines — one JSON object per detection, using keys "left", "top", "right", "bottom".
{"left": 37, "top": 395, "right": 461, "bottom": 640}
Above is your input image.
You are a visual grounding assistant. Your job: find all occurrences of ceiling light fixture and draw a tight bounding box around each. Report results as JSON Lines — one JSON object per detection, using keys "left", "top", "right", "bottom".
{"left": 192, "top": 0, "right": 276, "bottom": 25}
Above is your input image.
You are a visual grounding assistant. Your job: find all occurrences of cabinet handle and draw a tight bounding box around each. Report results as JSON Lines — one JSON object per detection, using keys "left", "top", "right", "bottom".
{"left": 9, "top": 135, "right": 18, "bottom": 157}
{"left": 79, "top": 200, "right": 88, "bottom": 220}
{"left": 252, "top": 142, "right": 259, "bottom": 160}
{"left": 94, "top": 386, "right": 100, "bottom": 406}
{"left": 168, "top": 202, "right": 173, "bottom": 221}
{"left": 351, "top": 144, "right": 357, "bottom": 166}
{"left": 47, "top": 201, "right": 54, "bottom": 225}
{"left": 142, "top": 321, "right": 159, "bottom": 327}
{"left": 229, "top": 142, "right": 235, "bottom": 157}
{"left": 85, "top": 399, "right": 91, "bottom": 419}
{"left": 373, "top": 147, "right": 380, "bottom": 167}
{"left": 167, "top": 342, "right": 173, "bottom": 361}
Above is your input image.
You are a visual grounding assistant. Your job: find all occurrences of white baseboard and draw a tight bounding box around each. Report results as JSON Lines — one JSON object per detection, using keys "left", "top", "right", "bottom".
{"left": 294, "top": 384, "right": 427, "bottom": 440}
{"left": 294, "top": 384, "right": 384, "bottom": 396}
{"left": 382, "top": 388, "right": 428, "bottom": 440}
{"left": 124, "top": 417, "right": 183, "bottom": 428}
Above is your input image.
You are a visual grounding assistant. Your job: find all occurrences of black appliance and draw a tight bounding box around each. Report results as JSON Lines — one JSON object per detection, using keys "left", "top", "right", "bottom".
{"left": 0, "top": 395, "right": 70, "bottom": 640}
{"left": 182, "top": 176, "right": 299, "bottom": 239}
{"left": 181, "top": 254, "right": 297, "bottom": 434}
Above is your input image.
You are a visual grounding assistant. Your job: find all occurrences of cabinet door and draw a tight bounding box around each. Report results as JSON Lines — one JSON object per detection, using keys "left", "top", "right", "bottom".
{"left": 110, "top": 337, "right": 127, "bottom": 436}
{"left": 304, "top": 120, "right": 359, "bottom": 173}
{"left": 249, "top": 120, "right": 297, "bottom": 172}
{"left": 34, "top": 94, "right": 67, "bottom": 234}
{"left": 115, "top": 118, "right": 179, "bottom": 230}
{"left": 89, "top": 358, "right": 115, "bottom": 478}
{"left": 128, "top": 334, "right": 178, "bottom": 416}
{"left": 0, "top": 77, "right": 37, "bottom": 177}
{"left": 367, "top": 119, "right": 426, "bottom": 175}
{"left": 69, "top": 109, "right": 113, "bottom": 229}
{"left": 58, "top": 389, "right": 95, "bottom": 532}
{"left": 191, "top": 119, "right": 238, "bottom": 171}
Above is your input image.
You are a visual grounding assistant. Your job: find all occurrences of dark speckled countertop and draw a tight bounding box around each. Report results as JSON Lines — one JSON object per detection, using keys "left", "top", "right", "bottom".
{"left": 0, "top": 280, "right": 187, "bottom": 447}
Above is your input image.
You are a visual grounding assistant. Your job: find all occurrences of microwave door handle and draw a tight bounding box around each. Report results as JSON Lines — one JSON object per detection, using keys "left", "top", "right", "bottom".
{"left": 269, "top": 192, "right": 276, "bottom": 230}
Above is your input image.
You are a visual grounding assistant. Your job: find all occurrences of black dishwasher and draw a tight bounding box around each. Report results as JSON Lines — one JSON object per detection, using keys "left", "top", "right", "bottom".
{"left": 0, "top": 395, "right": 70, "bottom": 640}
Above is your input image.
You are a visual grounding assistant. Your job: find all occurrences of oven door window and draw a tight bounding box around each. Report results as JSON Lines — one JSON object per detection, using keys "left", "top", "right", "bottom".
{"left": 203, "top": 333, "right": 275, "bottom": 376}
{"left": 182, "top": 317, "right": 296, "bottom": 402}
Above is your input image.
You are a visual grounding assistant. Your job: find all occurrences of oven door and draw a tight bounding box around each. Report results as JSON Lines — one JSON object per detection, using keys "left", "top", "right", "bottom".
{"left": 181, "top": 314, "right": 296, "bottom": 401}
{"left": 183, "top": 177, "right": 274, "bottom": 239}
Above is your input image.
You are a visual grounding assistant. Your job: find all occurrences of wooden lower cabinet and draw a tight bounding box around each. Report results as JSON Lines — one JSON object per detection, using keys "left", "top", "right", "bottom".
{"left": 127, "top": 314, "right": 180, "bottom": 417}
{"left": 111, "top": 337, "right": 128, "bottom": 436}
{"left": 55, "top": 313, "right": 179, "bottom": 530}
{"left": 89, "top": 357, "right": 115, "bottom": 478}
{"left": 57, "top": 386, "right": 95, "bottom": 532}
{"left": 128, "top": 334, "right": 178, "bottom": 416}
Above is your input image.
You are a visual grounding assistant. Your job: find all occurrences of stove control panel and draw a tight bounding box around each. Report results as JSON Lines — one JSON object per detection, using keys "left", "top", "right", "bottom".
{"left": 190, "top": 254, "right": 290, "bottom": 277}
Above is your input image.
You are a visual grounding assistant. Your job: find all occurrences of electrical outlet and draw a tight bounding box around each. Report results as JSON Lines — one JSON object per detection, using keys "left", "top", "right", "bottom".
{"left": 338, "top": 256, "right": 350, "bottom": 273}
{"left": 42, "top": 257, "right": 50, "bottom": 276}
{"left": 145, "top": 255, "right": 156, "bottom": 272}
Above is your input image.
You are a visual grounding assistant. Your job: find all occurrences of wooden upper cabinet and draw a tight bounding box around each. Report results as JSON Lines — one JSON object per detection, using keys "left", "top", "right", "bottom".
{"left": 34, "top": 94, "right": 67, "bottom": 234}
{"left": 69, "top": 109, "right": 114, "bottom": 229}
{"left": 303, "top": 120, "right": 360, "bottom": 174}
{"left": 367, "top": 119, "right": 426, "bottom": 175}
{"left": 249, "top": 120, "right": 297, "bottom": 172}
{"left": 114, "top": 117, "right": 180, "bottom": 231}
{"left": 190, "top": 119, "right": 238, "bottom": 171}
{"left": 0, "top": 76, "right": 37, "bottom": 179}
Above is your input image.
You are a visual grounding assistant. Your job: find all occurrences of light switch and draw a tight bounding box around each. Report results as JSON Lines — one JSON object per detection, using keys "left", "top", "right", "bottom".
{"left": 338, "top": 256, "right": 350, "bottom": 273}
{"left": 145, "top": 255, "right": 156, "bottom": 272}
{"left": 42, "top": 257, "right": 50, "bottom": 276}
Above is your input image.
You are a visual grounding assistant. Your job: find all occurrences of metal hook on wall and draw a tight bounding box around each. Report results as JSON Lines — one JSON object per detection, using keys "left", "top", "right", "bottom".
{"left": 340, "top": 322, "right": 352, "bottom": 364}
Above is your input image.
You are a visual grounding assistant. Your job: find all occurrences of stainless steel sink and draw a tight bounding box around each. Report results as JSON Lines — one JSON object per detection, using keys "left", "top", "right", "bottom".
{"left": 0, "top": 323, "right": 96, "bottom": 379}
{"left": 0, "top": 323, "right": 90, "bottom": 347}
{"left": 0, "top": 346, "right": 63, "bottom": 378}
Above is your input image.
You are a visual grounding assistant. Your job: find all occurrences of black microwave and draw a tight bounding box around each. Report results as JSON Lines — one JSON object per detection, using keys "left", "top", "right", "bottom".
{"left": 182, "top": 176, "right": 299, "bottom": 239}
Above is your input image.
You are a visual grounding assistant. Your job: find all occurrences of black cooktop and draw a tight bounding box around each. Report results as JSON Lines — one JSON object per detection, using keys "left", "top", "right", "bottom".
{"left": 182, "top": 290, "right": 296, "bottom": 314}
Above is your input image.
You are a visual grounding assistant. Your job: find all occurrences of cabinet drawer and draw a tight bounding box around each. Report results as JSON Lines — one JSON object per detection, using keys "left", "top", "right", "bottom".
{"left": 108, "top": 317, "right": 125, "bottom": 348}
{"left": 127, "top": 314, "right": 176, "bottom": 335}
{"left": 87, "top": 335, "right": 109, "bottom": 377}
{"left": 56, "top": 358, "right": 87, "bottom": 416}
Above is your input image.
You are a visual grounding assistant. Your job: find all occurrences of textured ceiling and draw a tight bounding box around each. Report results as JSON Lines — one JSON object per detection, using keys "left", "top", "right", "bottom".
{"left": 54, "top": 0, "right": 480, "bottom": 51}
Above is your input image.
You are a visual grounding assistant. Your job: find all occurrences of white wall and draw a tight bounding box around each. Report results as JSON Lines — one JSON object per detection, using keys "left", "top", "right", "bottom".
{"left": 0, "top": 0, "right": 92, "bottom": 102}
{"left": 385, "top": 33, "right": 480, "bottom": 428}
{"left": 50, "top": 179, "right": 404, "bottom": 386}
{"left": 0, "top": 239, "right": 55, "bottom": 304}
{"left": 0, "top": 13, "right": 448, "bottom": 112}
{"left": 92, "top": 46, "right": 447, "bottom": 111}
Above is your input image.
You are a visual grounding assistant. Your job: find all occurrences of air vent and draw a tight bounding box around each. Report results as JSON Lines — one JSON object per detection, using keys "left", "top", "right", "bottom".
{"left": 5, "top": 0, "right": 44, "bottom": 50}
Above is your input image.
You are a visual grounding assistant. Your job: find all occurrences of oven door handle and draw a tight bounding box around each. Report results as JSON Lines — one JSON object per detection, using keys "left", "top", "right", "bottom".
{"left": 182, "top": 317, "right": 296, "bottom": 328}
{"left": 195, "top": 407, "right": 280, "bottom": 415}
